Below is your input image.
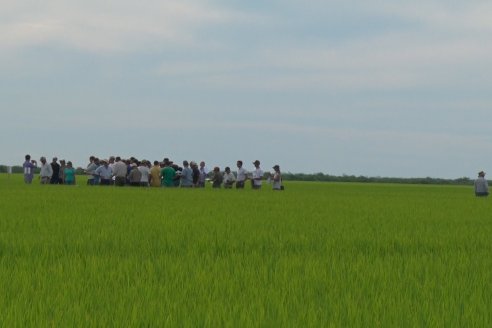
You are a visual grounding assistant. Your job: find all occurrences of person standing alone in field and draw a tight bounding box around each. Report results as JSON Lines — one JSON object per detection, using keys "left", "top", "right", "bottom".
{"left": 23, "top": 154, "right": 36, "bottom": 184}
{"left": 474, "top": 171, "right": 489, "bottom": 197}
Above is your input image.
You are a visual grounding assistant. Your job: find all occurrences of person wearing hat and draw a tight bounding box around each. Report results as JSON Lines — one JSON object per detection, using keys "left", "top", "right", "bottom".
{"left": 474, "top": 171, "right": 489, "bottom": 197}
{"left": 251, "top": 160, "right": 263, "bottom": 189}
{"left": 271, "top": 165, "right": 283, "bottom": 191}
{"left": 127, "top": 163, "right": 142, "bottom": 186}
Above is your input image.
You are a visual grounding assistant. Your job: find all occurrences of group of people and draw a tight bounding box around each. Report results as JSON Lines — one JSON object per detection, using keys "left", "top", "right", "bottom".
{"left": 22, "top": 155, "right": 284, "bottom": 190}
{"left": 23, "top": 155, "right": 77, "bottom": 185}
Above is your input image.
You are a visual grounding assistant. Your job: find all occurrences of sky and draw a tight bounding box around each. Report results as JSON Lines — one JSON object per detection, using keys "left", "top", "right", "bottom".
{"left": 1, "top": 0, "right": 492, "bottom": 178}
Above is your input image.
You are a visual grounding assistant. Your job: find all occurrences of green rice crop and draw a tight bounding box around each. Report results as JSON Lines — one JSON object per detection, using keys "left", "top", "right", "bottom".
{"left": 0, "top": 174, "right": 491, "bottom": 327}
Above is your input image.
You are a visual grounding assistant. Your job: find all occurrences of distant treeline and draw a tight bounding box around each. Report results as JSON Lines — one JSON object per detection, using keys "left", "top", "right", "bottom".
{"left": 0, "top": 165, "right": 474, "bottom": 185}
{"left": 0, "top": 165, "right": 86, "bottom": 175}
{"left": 281, "top": 172, "right": 474, "bottom": 185}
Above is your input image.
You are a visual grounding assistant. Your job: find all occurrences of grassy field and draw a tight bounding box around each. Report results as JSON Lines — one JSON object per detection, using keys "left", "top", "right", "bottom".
{"left": 0, "top": 174, "right": 491, "bottom": 327}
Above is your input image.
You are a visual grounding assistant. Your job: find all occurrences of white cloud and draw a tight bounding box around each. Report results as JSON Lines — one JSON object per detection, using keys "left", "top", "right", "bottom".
{"left": 154, "top": 29, "right": 492, "bottom": 92}
{"left": 0, "top": 0, "right": 252, "bottom": 53}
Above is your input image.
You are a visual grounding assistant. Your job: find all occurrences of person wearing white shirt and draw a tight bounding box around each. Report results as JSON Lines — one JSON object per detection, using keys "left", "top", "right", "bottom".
{"left": 236, "top": 160, "right": 248, "bottom": 189}
{"left": 223, "top": 167, "right": 236, "bottom": 188}
{"left": 272, "top": 165, "right": 283, "bottom": 191}
{"left": 112, "top": 157, "right": 128, "bottom": 187}
{"left": 39, "top": 156, "right": 53, "bottom": 184}
{"left": 138, "top": 161, "right": 151, "bottom": 187}
{"left": 474, "top": 171, "right": 489, "bottom": 197}
{"left": 198, "top": 161, "right": 208, "bottom": 188}
{"left": 251, "top": 160, "right": 263, "bottom": 189}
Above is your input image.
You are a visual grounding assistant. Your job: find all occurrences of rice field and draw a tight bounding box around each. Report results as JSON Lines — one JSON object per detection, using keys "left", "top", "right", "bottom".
{"left": 0, "top": 174, "right": 491, "bottom": 327}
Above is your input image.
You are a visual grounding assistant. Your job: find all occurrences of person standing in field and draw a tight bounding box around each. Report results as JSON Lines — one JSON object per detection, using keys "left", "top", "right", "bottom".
{"left": 138, "top": 160, "right": 151, "bottom": 187}
{"left": 93, "top": 158, "right": 101, "bottom": 185}
{"left": 95, "top": 160, "right": 113, "bottom": 185}
{"left": 108, "top": 156, "right": 116, "bottom": 185}
{"left": 63, "top": 161, "right": 76, "bottom": 185}
{"left": 59, "top": 159, "right": 66, "bottom": 184}
{"left": 50, "top": 157, "right": 61, "bottom": 184}
{"left": 180, "top": 160, "right": 193, "bottom": 188}
{"left": 149, "top": 161, "right": 161, "bottom": 187}
{"left": 85, "top": 156, "right": 98, "bottom": 186}
{"left": 198, "top": 161, "right": 208, "bottom": 188}
{"left": 271, "top": 165, "right": 283, "bottom": 191}
{"left": 160, "top": 162, "right": 176, "bottom": 187}
{"left": 236, "top": 160, "right": 247, "bottom": 189}
{"left": 112, "top": 156, "right": 128, "bottom": 187}
{"left": 211, "top": 167, "right": 223, "bottom": 188}
{"left": 23, "top": 154, "right": 37, "bottom": 184}
{"left": 39, "top": 156, "right": 53, "bottom": 184}
{"left": 223, "top": 167, "right": 236, "bottom": 188}
{"left": 251, "top": 160, "right": 263, "bottom": 189}
{"left": 128, "top": 163, "right": 142, "bottom": 186}
{"left": 191, "top": 161, "right": 200, "bottom": 187}
{"left": 474, "top": 171, "right": 489, "bottom": 197}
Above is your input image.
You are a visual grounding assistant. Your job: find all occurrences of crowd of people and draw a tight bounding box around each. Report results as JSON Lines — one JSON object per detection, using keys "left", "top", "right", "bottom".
{"left": 22, "top": 155, "right": 284, "bottom": 190}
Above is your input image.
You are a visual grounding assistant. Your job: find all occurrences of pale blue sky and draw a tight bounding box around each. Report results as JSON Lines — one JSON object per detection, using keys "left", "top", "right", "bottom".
{"left": 1, "top": 0, "right": 491, "bottom": 178}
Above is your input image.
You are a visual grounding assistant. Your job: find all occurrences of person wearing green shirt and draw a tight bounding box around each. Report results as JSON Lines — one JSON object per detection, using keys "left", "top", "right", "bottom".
{"left": 64, "top": 161, "right": 76, "bottom": 185}
{"left": 160, "top": 164, "right": 176, "bottom": 187}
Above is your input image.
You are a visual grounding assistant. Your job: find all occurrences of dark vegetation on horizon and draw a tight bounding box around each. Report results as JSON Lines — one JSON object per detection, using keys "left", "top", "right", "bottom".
{"left": 0, "top": 165, "right": 474, "bottom": 185}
